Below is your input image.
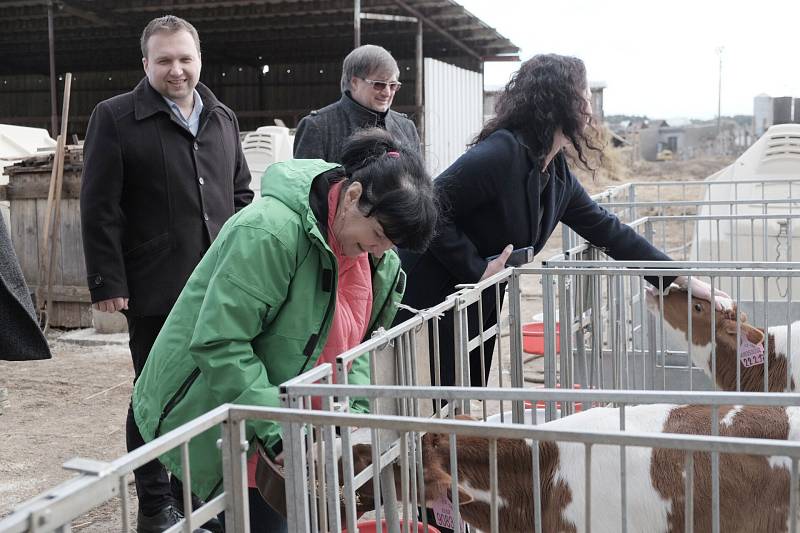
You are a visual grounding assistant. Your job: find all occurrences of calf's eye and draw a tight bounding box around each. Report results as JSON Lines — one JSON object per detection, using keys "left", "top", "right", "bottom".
{"left": 694, "top": 303, "right": 702, "bottom": 312}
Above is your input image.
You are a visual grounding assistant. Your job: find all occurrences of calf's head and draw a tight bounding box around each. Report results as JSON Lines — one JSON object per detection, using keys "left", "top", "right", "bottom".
{"left": 645, "top": 286, "right": 764, "bottom": 373}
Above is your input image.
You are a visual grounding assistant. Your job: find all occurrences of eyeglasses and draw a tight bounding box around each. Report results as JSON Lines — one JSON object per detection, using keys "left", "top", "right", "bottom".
{"left": 360, "top": 78, "right": 402, "bottom": 93}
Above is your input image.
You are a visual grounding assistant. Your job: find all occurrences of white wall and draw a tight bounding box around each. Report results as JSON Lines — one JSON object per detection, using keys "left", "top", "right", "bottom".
{"left": 423, "top": 58, "right": 483, "bottom": 177}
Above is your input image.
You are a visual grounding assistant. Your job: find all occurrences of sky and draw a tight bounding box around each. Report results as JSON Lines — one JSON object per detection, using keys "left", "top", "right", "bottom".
{"left": 457, "top": 0, "right": 800, "bottom": 120}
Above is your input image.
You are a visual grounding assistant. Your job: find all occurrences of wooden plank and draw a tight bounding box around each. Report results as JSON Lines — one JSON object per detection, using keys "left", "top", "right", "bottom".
{"left": 60, "top": 198, "right": 85, "bottom": 285}
{"left": 6, "top": 172, "right": 80, "bottom": 200}
{"left": 52, "top": 302, "right": 87, "bottom": 328}
{"left": 27, "top": 284, "right": 90, "bottom": 302}
{"left": 61, "top": 200, "right": 87, "bottom": 328}
{"left": 10, "top": 199, "right": 40, "bottom": 284}
{"left": 79, "top": 302, "right": 93, "bottom": 328}
{"left": 40, "top": 197, "right": 65, "bottom": 296}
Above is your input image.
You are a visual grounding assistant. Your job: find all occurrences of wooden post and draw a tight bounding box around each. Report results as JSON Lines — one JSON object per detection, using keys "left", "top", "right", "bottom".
{"left": 37, "top": 73, "right": 72, "bottom": 330}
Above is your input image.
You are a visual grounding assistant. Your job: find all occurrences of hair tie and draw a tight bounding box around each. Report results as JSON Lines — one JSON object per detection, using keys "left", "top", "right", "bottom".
{"left": 387, "top": 151, "right": 400, "bottom": 158}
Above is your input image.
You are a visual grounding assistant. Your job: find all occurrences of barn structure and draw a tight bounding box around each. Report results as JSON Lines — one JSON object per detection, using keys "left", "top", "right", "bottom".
{"left": 0, "top": 0, "right": 519, "bottom": 149}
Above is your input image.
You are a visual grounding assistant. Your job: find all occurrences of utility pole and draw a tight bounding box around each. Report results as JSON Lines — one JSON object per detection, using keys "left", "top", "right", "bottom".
{"left": 716, "top": 46, "right": 724, "bottom": 135}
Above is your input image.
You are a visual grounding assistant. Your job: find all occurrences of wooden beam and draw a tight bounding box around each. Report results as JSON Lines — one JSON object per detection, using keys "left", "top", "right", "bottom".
{"left": 391, "top": 0, "right": 480, "bottom": 61}
{"left": 27, "top": 284, "right": 90, "bottom": 302}
{"left": 57, "top": 1, "right": 119, "bottom": 27}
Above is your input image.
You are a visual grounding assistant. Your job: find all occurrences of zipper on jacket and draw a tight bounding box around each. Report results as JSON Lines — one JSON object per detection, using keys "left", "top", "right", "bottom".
{"left": 297, "top": 269, "right": 337, "bottom": 376}
{"left": 154, "top": 367, "right": 201, "bottom": 438}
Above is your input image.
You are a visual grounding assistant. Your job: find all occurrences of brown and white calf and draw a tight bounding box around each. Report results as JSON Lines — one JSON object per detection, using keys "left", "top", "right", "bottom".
{"left": 406, "top": 404, "right": 800, "bottom": 533}
{"left": 645, "top": 286, "right": 800, "bottom": 392}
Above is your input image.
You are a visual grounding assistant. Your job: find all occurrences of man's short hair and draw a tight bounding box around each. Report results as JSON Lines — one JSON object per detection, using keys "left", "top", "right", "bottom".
{"left": 340, "top": 44, "right": 400, "bottom": 93}
{"left": 141, "top": 15, "right": 201, "bottom": 58}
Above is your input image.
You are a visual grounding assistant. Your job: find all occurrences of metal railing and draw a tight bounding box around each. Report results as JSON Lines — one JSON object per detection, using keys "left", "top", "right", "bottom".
{"left": 278, "top": 382, "right": 800, "bottom": 533}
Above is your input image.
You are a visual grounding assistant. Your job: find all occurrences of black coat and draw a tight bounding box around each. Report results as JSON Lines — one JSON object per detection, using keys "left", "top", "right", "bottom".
{"left": 0, "top": 214, "right": 51, "bottom": 361}
{"left": 398, "top": 128, "right": 672, "bottom": 387}
{"left": 80, "top": 78, "right": 253, "bottom": 316}
{"left": 293, "top": 93, "right": 420, "bottom": 162}
{"left": 401, "top": 128, "right": 671, "bottom": 307}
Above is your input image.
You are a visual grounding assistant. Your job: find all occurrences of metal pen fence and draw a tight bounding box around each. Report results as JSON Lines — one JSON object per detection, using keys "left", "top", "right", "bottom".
{"left": 7, "top": 393, "right": 800, "bottom": 533}
{"left": 8, "top": 177, "right": 800, "bottom": 532}
{"left": 277, "top": 382, "right": 800, "bottom": 533}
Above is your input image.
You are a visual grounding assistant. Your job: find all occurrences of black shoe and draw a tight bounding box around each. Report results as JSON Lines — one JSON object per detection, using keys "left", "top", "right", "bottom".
{"left": 136, "top": 504, "right": 212, "bottom": 533}
{"left": 175, "top": 494, "right": 225, "bottom": 533}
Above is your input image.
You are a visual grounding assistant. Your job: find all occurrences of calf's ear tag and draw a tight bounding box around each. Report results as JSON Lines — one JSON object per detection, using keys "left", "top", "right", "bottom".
{"left": 739, "top": 338, "right": 765, "bottom": 368}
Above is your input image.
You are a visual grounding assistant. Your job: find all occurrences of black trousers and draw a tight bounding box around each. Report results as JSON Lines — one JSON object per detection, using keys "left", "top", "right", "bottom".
{"left": 396, "top": 285, "right": 506, "bottom": 389}
{"left": 125, "top": 314, "right": 171, "bottom": 516}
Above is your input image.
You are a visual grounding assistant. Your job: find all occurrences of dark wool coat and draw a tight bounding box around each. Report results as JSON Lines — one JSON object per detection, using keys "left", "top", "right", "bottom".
{"left": 397, "top": 128, "right": 672, "bottom": 387}
{"left": 0, "top": 214, "right": 51, "bottom": 361}
{"left": 80, "top": 78, "right": 253, "bottom": 316}
{"left": 293, "top": 92, "right": 420, "bottom": 162}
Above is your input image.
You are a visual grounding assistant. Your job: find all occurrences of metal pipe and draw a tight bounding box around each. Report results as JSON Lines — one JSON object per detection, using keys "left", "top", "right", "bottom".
{"left": 47, "top": 0, "right": 57, "bottom": 137}
{"left": 416, "top": 20, "right": 424, "bottom": 151}
{"left": 353, "top": 0, "right": 361, "bottom": 48}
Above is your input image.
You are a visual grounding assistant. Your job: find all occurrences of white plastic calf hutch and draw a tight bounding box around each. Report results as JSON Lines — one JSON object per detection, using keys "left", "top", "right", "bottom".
{"left": 241, "top": 125, "right": 295, "bottom": 196}
{"left": 691, "top": 123, "right": 800, "bottom": 323}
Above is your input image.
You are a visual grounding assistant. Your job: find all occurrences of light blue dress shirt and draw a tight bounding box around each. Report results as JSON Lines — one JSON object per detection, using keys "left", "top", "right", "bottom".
{"left": 163, "top": 89, "right": 203, "bottom": 136}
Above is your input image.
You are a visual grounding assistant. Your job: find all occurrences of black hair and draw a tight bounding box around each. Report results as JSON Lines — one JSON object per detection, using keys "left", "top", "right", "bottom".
{"left": 474, "top": 53, "right": 602, "bottom": 172}
{"left": 339, "top": 128, "right": 437, "bottom": 252}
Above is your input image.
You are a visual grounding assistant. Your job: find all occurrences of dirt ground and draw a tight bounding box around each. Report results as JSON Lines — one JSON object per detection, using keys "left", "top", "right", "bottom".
{"left": 0, "top": 152, "right": 735, "bottom": 530}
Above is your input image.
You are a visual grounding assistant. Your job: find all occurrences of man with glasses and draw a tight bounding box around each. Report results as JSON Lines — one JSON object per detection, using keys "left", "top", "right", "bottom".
{"left": 294, "top": 44, "right": 420, "bottom": 162}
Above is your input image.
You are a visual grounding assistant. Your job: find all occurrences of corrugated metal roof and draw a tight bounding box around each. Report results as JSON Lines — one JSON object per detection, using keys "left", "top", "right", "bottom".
{"left": 0, "top": 0, "right": 519, "bottom": 75}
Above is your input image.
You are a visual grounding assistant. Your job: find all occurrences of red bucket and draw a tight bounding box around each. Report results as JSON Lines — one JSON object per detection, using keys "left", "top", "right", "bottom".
{"left": 522, "top": 321, "right": 560, "bottom": 355}
{"left": 343, "top": 520, "right": 441, "bottom": 533}
{"left": 525, "top": 383, "right": 584, "bottom": 412}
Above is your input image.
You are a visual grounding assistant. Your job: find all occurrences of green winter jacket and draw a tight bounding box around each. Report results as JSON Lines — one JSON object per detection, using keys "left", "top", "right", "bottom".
{"left": 132, "top": 159, "right": 405, "bottom": 499}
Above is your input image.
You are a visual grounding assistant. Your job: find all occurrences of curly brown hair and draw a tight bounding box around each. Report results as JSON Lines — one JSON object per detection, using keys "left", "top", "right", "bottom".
{"left": 475, "top": 54, "right": 602, "bottom": 171}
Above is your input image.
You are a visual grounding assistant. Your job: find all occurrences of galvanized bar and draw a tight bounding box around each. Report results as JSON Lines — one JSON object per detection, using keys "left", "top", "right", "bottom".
{"left": 340, "top": 424, "right": 359, "bottom": 533}
{"left": 543, "top": 272, "right": 558, "bottom": 420}
{"left": 585, "top": 444, "right": 592, "bottom": 533}
{"left": 220, "top": 418, "right": 250, "bottom": 533}
{"left": 508, "top": 270, "right": 525, "bottom": 422}
{"left": 399, "top": 433, "right": 410, "bottom": 532}
{"left": 711, "top": 405, "right": 720, "bottom": 533}
{"left": 119, "top": 474, "right": 130, "bottom": 533}
{"left": 180, "top": 443, "right": 193, "bottom": 532}
{"left": 685, "top": 452, "right": 694, "bottom": 533}
{"left": 619, "top": 405, "right": 627, "bottom": 533}
{"left": 489, "top": 438, "right": 499, "bottom": 533}
{"left": 532, "top": 440, "right": 543, "bottom": 533}
{"left": 322, "top": 397, "right": 342, "bottom": 533}
{"left": 370, "top": 429, "right": 383, "bottom": 530}
{"left": 792, "top": 458, "right": 799, "bottom": 533}
{"left": 449, "top": 433, "right": 462, "bottom": 533}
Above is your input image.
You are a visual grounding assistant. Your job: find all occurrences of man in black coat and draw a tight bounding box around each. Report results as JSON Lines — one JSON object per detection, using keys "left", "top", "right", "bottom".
{"left": 80, "top": 15, "right": 252, "bottom": 533}
{"left": 293, "top": 44, "right": 420, "bottom": 162}
{"left": 0, "top": 213, "right": 51, "bottom": 362}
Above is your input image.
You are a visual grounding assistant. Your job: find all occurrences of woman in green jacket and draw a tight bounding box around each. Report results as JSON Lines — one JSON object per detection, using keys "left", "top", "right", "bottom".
{"left": 132, "top": 128, "right": 437, "bottom": 532}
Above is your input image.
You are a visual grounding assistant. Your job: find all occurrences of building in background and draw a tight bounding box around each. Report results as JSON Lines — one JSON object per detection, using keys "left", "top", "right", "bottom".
{"left": 753, "top": 93, "right": 774, "bottom": 137}
{"left": 590, "top": 81, "right": 606, "bottom": 122}
{"left": 752, "top": 93, "right": 799, "bottom": 136}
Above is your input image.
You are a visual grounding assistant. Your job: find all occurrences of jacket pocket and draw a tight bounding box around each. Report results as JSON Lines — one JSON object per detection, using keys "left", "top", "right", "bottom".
{"left": 124, "top": 233, "right": 170, "bottom": 264}
{"left": 154, "top": 367, "right": 201, "bottom": 438}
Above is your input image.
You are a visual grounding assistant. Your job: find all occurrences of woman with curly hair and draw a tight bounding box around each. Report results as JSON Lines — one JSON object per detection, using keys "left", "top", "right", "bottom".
{"left": 397, "top": 54, "right": 723, "bottom": 394}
